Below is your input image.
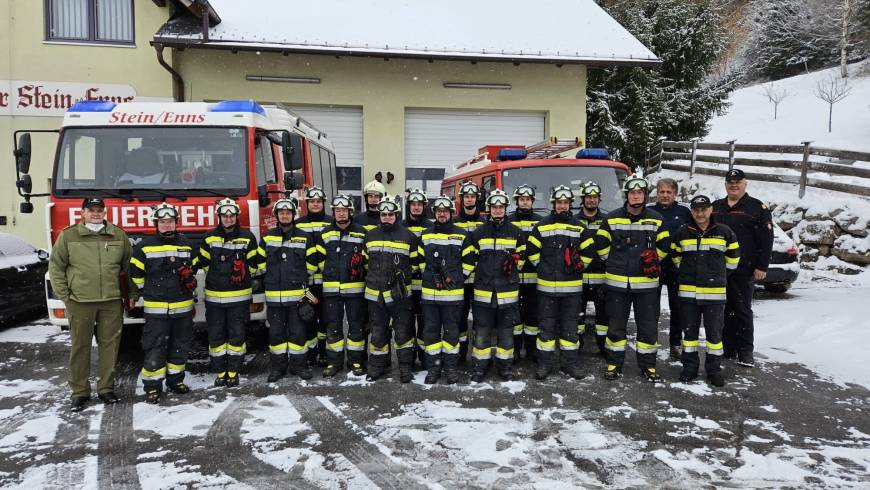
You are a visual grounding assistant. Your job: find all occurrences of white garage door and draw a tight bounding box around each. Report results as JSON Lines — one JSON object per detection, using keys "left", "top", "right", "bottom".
{"left": 405, "top": 109, "right": 545, "bottom": 196}
{"left": 289, "top": 105, "right": 364, "bottom": 208}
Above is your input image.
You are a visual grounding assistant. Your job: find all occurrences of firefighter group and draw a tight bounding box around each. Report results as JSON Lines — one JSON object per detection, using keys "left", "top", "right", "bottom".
{"left": 52, "top": 169, "right": 774, "bottom": 409}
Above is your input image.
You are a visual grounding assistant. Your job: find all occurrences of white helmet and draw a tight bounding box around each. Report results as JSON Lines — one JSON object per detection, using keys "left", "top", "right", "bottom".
{"left": 550, "top": 185, "right": 575, "bottom": 204}
{"left": 304, "top": 186, "right": 326, "bottom": 201}
{"left": 406, "top": 188, "right": 428, "bottom": 204}
{"left": 459, "top": 181, "right": 481, "bottom": 197}
{"left": 622, "top": 175, "right": 650, "bottom": 193}
{"left": 580, "top": 182, "right": 602, "bottom": 197}
{"left": 377, "top": 195, "right": 401, "bottom": 213}
{"left": 150, "top": 202, "right": 179, "bottom": 221}
{"left": 513, "top": 184, "right": 536, "bottom": 201}
{"left": 486, "top": 189, "right": 510, "bottom": 209}
{"left": 363, "top": 179, "right": 386, "bottom": 197}
{"left": 431, "top": 195, "right": 455, "bottom": 213}
{"left": 330, "top": 194, "right": 355, "bottom": 212}
{"left": 215, "top": 197, "right": 241, "bottom": 216}
{"left": 272, "top": 197, "right": 298, "bottom": 215}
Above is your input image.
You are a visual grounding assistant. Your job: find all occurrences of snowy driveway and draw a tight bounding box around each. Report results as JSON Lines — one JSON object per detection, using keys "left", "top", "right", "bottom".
{"left": 1, "top": 288, "right": 868, "bottom": 488}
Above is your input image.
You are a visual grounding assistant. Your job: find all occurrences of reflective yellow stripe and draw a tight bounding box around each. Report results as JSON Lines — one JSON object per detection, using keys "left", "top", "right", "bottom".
{"left": 636, "top": 341, "right": 658, "bottom": 354}
{"left": 167, "top": 362, "right": 185, "bottom": 374}
{"left": 141, "top": 366, "right": 166, "bottom": 380}
{"left": 536, "top": 338, "right": 556, "bottom": 352}
{"left": 130, "top": 257, "right": 145, "bottom": 271}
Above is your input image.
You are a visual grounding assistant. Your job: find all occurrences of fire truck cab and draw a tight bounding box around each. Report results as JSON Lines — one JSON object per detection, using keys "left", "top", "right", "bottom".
{"left": 442, "top": 138, "right": 632, "bottom": 214}
{"left": 13, "top": 100, "right": 337, "bottom": 327}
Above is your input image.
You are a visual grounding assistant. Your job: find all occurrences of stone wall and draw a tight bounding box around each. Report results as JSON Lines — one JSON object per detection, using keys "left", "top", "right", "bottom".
{"left": 771, "top": 203, "right": 870, "bottom": 270}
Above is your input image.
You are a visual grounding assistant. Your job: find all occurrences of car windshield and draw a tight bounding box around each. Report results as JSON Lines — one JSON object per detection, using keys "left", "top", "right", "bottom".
{"left": 501, "top": 165, "right": 628, "bottom": 213}
{"left": 53, "top": 127, "right": 249, "bottom": 197}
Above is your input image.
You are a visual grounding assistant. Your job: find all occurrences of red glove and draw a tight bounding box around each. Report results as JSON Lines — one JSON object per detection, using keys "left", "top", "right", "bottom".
{"left": 231, "top": 258, "right": 247, "bottom": 285}
{"left": 640, "top": 249, "right": 661, "bottom": 279}
{"left": 124, "top": 297, "right": 137, "bottom": 312}
{"left": 177, "top": 265, "right": 198, "bottom": 291}
{"left": 502, "top": 253, "right": 520, "bottom": 276}
{"left": 564, "top": 247, "right": 586, "bottom": 273}
{"left": 349, "top": 253, "right": 365, "bottom": 281}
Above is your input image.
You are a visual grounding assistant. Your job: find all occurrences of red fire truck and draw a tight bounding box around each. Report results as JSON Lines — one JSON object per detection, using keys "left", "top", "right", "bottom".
{"left": 442, "top": 138, "right": 632, "bottom": 212}
{"left": 13, "top": 100, "right": 337, "bottom": 327}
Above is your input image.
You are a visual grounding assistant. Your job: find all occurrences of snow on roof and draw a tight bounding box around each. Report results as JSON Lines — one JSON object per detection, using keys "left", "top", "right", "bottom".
{"left": 154, "top": 0, "right": 659, "bottom": 66}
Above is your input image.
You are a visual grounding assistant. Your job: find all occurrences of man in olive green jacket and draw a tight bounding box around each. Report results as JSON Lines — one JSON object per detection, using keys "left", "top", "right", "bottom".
{"left": 49, "top": 197, "right": 135, "bottom": 412}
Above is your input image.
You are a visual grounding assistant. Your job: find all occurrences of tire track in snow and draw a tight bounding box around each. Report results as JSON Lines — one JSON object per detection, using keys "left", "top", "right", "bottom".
{"left": 97, "top": 364, "right": 141, "bottom": 490}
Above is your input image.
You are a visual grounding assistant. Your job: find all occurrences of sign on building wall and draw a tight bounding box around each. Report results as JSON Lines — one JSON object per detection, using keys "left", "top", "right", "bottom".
{"left": 0, "top": 80, "right": 137, "bottom": 117}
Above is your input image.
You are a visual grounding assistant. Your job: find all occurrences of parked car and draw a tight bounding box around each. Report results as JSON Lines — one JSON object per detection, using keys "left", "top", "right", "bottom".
{"left": 0, "top": 233, "right": 49, "bottom": 324}
{"left": 759, "top": 221, "right": 800, "bottom": 293}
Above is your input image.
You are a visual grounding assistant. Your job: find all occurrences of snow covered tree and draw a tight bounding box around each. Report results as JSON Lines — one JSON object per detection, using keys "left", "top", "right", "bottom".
{"left": 587, "top": 0, "right": 733, "bottom": 167}
{"left": 813, "top": 74, "right": 852, "bottom": 132}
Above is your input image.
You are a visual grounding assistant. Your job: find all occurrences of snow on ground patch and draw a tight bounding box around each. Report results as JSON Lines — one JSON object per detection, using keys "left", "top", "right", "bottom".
{"left": 4, "top": 455, "right": 98, "bottom": 489}
{"left": 137, "top": 461, "right": 241, "bottom": 490}
{"left": 0, "top": 414, "right": 61, "bottom": 453}
{"left": 0, "top": 322, "right": 65, "bottom": 344}
{"left": 133, "top": 397, "right": 233, "bottom": 439}
{"left": 0, "top": 379, "right": 57, "bottom": 400}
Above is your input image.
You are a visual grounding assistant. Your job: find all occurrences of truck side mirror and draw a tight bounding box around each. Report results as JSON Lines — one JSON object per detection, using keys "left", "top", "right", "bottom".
{"left": 20, "top": 201, "right": 34, "bottom": 214}
{"left": 16, "top": 174, "right": 32, "bottom": 194}
{"left": 15, "top": 133, "right": 32, "bottom": 174}
{"left": 284, "top": 171, "right": 303, "bottom": 190}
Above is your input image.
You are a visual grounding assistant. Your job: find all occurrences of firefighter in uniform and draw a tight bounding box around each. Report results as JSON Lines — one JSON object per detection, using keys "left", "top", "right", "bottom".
{"left": 712, "top": 169, "right": 774, "bottom": 368}
{"left": 199, "top": 198, "right": 260, "bottom": 387}
{"left": 463, "top": 189, "right": 526, "bottom": 382}
{"left": 257, "top": 198, "right": 319, "bottom": 382}
{"left": 402, "top": 188, "right": 433, "bottom": 369}
{"left": 507, "top": 184, "right": 544, "bottom": 362}
{"left": 454, "top": 181, "right": 486, "bottom": 363}
{"left": 671, "top": 195, "right": 740, "bottom": 387}
{"left": 316, "top": 195, "right": 369, "bottom": 377}
{"left": 130, "top": 203, "right": 197, "bottom": 403}
{"left": 526, "top": 185, "right": 592, "bottom": 380}
{"left": 576, "top": 182, "right": 609, "bottom": 356}
{"left": 596, "top": 175, "right": 671, "bottom": 382}
{"left": 296, "top": 186, "right": 331, "bottom": 366}
{"left": 362, "top": 195, "right": 424, "bottom": 383}
{"left": 355, "top": 180, "right": 386, "bottom": 231}
{"left": 419, "top": 196, "right": 468, "bottom": 385}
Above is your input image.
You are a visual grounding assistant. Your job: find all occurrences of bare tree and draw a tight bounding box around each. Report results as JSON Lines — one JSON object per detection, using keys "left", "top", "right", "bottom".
{"left": 813, "top": 74, "right": 852, "bottom": 132}
{"left": 761, "top": 83, "right": 790, "bottom": 120}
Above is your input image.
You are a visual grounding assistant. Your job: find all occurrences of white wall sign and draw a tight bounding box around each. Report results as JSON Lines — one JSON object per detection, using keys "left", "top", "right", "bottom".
{"left": 0, "top": 80, "right": 137, "bottom": 117}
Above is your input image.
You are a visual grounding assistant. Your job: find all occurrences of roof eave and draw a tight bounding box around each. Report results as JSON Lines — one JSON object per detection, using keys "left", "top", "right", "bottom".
{"left": 150, "top": 37, "right": 662, "bottom": 68}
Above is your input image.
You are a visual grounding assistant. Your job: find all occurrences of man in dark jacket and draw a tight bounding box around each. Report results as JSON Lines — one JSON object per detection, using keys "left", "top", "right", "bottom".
{"left": 507, "top": 184, "right": 544, "bottom": 362}
{"left": 712, "top": 169, "right": 774, "bottom": 367}
{"left": 671, "top": 195, "right": 740, "bottom": 386}
{"left": 296, "top": 186, "right": 331, "bottom": 366}
{"left": 355, "top": 180, "right": 386, "bottom": 231}
{"left": 576, "top": 182, "right": 608, "bottom": 356}
{"left": 649, "top": 178, "right": 693, "bottom": 360}
{"left": 362, "top": 195, "right": 424, "bottom": 383}
{"left": 454, "top": 181, "right": 486, "bottom": 363}
{"left": 130, "top": 203, "right": 197, "bottom": 404}
{"left": 199, "top": 198, "right": 261, "bottom": 388}
{"left": 402, "top": 188, "right": 434, "bottom": 370}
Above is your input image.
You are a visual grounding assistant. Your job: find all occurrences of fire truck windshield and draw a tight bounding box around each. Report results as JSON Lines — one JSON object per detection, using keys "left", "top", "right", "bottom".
{"left": 53, "top": 127, "right": 249, "bottom": 198}
{"left": 501, "top": 165, "right": 628, "bottom": 213}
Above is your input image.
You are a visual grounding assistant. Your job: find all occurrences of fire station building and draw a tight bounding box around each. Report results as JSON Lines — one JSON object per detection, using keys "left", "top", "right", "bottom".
{"left": 1, "top": 0, "right": 657, "bottom": 248}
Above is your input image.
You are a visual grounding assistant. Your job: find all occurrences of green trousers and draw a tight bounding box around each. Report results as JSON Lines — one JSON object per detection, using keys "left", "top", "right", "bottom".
{"left": 67, "top": 300, "right": 123, "bottom": 397}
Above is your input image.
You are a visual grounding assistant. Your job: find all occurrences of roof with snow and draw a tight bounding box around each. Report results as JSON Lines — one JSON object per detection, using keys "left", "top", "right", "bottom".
{"left": 153, "top": 0, "right": 660, "bottom": 67}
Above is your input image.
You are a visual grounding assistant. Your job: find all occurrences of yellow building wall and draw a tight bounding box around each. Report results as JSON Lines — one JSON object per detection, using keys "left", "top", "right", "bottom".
{"left": 179, "top": 50, "right": 587, "bottom": 197}
{"left": 0, "top": 0, "right": 172, "bottom": 248}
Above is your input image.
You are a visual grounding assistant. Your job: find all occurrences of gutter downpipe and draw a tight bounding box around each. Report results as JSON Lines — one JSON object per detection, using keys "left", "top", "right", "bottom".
{"left": 154, "top": 42, "right": 185, "bottom": 102}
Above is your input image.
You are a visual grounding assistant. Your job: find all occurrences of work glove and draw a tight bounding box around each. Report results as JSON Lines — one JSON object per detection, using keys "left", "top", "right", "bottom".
{"left": 640, "top": 249, "right": 661, "bottom": 279}
{"left": 564, "top": 247, "right": 586, "bottom": 274}
{"left": 177, "top": 265, "right": 198, "bottom": 291}
{"left": 349, "top": 253, "right": 365, "bottom": 281}
{"left": 502, "top": 252, "right": 521, "bottom": 277}
{"left": 298, "top": 289, "right": 319, "bottom": 323}
{"left": 231, "top": 258, "right": 248, "bottom": 286}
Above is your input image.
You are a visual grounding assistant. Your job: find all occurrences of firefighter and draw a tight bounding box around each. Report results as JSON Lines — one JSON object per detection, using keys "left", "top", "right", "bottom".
{"left": 199, "top": 198, "right": 260, "bottom": 388}
{"left": 596, "top": 174, "right": 670, "bottom": 382}
{"left": 257, "top": 197, "right": 319, "bottom": 382}
{"left": 316, "top": 195, "right": 369, "bottom": 377}
{"left": 454, "top": 181, "right": 486, "bottom": 363}
{"left": 576, "top": 182, "right": 609, "bottom": 356}
{"left": 526, "top": 185, "right": 592, "bottom": 380}
{"left": 671, "top": 195, "right": 740, "bottom": 387}
{"left": 362, "top": 195, "right": 424, "bottom": 382}
{"left": 355, "top": 179, "right": 386, "bottom": 231}
{"left": 462, "top": 189, "right": 526, "bottom": 382}
{"left": 419, "top": 196, "right": 468, "bottom": 384}
{"left": 507, "top": 184, "right": 544, "bottom": 362}
{"left": 712, "top": 169, "right": 774, "bottom": 368}
{"left": 130, "top": 203, "right": 197, "bottom": 404}
{"left": 296, "top": 186, "right": 331, "bottom": 367}
{"left": 402, "top": 188, "right": 433, "bottom": 370}
{"left": 649, "top": 178, "right": 693, "bottom": 360}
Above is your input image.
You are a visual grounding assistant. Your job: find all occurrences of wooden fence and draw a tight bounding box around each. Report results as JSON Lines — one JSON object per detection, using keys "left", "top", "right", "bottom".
{"left": 644, "top": 137, "right": 870, "bottom": 198}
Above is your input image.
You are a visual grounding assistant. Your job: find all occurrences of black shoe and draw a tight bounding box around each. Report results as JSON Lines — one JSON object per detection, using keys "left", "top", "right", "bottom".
{"left": 366, "top": 366, "right": 385, "bottom": 382}
{"left": 604, "top": 364, "right": 622, "bottom": 381}
{"left": 70, "top": 396, "right": 90, "bottom": 412}
{"left": 470, "top": 372, "right": 485, "bottom": 383}
{"left": 736, "top": 352, "right": 755, "bottom": 368}
{"left": 723, "top": 350, "right": 737, "bottom": 360}
{"left": 292, "top": 365, "right": 313, "bottom": 380}
{"left": 98, "top": 392, "right": 119, "bottom": 404}
{"left": 168, "top": 382, "right": 190, "bottom": 395}
{"left": 399, "top": 365, "right": 413, "bottom": 383}
{"left": 669, "top": 346, "right": 682, "bottom": 361}
{"left": 316, "top": 355, "right": 329, "bottom": 368}
{"left": 534, "top": 364, "right": 549, "bottom": 381}
{"left": 424, "top": 369, "right": 441, "bottom": 384}
{"left": 642, "top": 368, "right": 662, "bottom": 383}
{"left": 323, "top": 364, "right": 340, "bottom": 377}
{"left": 444, "top": 369, "right": 459, "bottom": 385}
{"left": 350, "top": 363, "right": 366, "bottom": 377}
{"left": 561, "top": 365, "right": 586, "bottom": 380}
{"left": 498, "top": 369, "right": 513, "bottom": 381}
{"left": 225, "top": 375, "right": 239, "bottom": 388}
{"left": 145, "top": 389, "right": 161, "bottom": 404}
{"left": 707, "top": 372, "right": 726, "bottom": 387}
{"left": 214, "top": 374, "right": 227, "bottom": 387}
{"left": 679, "top": 370, "right": 698, "bottom": 382}
{"left": 267, "top": 371, "right": 285, "bottom": 383}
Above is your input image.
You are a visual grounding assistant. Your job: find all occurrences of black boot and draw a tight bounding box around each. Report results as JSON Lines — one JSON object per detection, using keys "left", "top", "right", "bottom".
{"left": 350, "top": 363, "right": 366, "bottom": 377}
{"left": 291, "top": 364, "right": 313, "bottom": 380}
{"left": 470, "top": 371, "right": 485, "bottom": 383}
{"left": 366, "top": 365, "right": 385, "bottom": 382}
{"left": 642, "top": 367, "right": 662, "bottom": 383}
{"left": 323, "top": 364, "right": 340, "bottom": 377}
{"left": 604, "top": 364, "right": 622, "bottom": 381}
{"left": 444, "top": 369, "right": 459, "bottom": 385}
{"left": 535, "top": 361, "right": 550, "bottom": 380}
{"left": 399, "top": 364, "right": 413, "bottom": 383}
{"left": 145, "top": 389, "right": 161, "bottom": 404}
{"left": 679, "top": 369, "right": 698, "bottom": 382}
{"left": 561, "top": 364, "right": 585, "bottom": 380}
{"left": 70, "top": 396, "right": 90, "bottom": 412}
{"left": 267, "top": 370, "right": 285, "bottom": 383}
{"left": 98, "top": 392, "right": 119, "bottom": 404}
{"left": 225, "top": 374, "right": 239, "bottom": 387}
{"left": 168, "top": 382, "right": 190, "bottom": 394}
{"left": 707, "top": 372, "right": 725, "bottom": 387}
{"left": 214, "top": 373, "right": 227, "bottom": 387}
{"left": 317, "top": 340, "right": 328, "bottom": 367}
{"left": 498, "top": 367, "right": 513, "bottom": 381}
